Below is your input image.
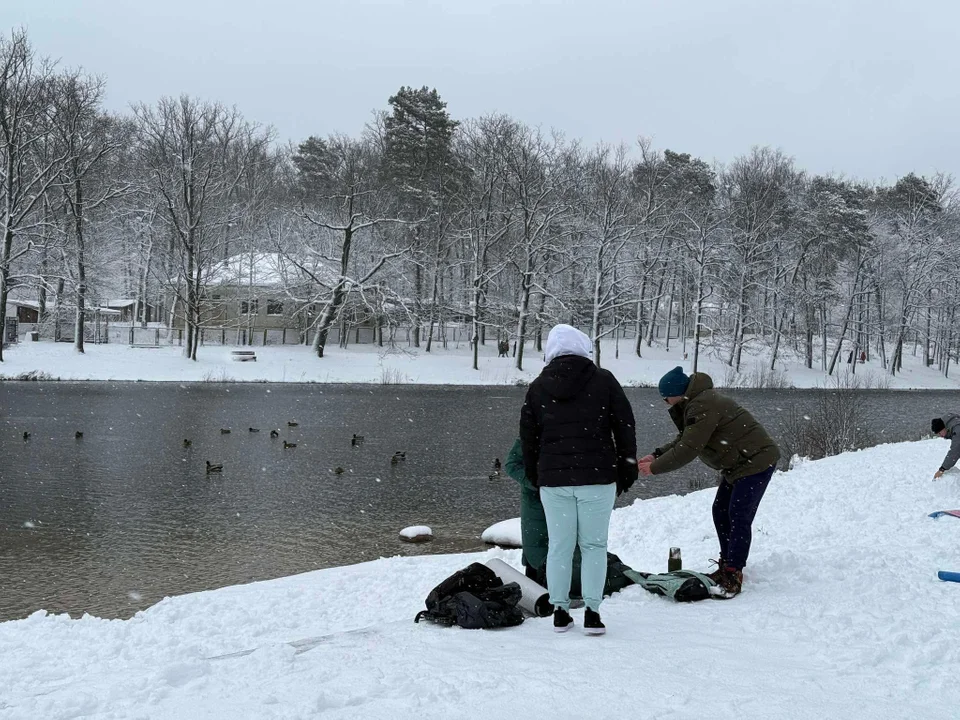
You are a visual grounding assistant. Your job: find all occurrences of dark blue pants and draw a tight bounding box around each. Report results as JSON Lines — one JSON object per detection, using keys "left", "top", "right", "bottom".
{"left": 713, "top": 465, "right": 774, "bottom": 570}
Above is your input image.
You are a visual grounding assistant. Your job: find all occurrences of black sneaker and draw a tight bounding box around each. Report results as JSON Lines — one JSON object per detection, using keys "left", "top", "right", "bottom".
{"left": 553, "top": 608, "right": 574, "bottom": 633}
{"left": 583, "top": 609, "right": 605, "bottom": 636}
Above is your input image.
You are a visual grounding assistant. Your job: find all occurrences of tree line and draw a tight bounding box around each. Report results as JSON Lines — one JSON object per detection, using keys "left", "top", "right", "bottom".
{"left": 2, "top": 29, "right": 958, "bottom": 377}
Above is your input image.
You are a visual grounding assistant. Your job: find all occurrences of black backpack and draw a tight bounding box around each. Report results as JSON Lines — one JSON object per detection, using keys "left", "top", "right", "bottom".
{"left": 414, "top": 562, "right": 525, "bottom": 629}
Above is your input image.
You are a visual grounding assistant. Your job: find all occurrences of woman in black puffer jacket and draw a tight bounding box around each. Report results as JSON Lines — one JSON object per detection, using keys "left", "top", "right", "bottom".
{"left": 519, "top": 324, "right": 637, "bottom": 635}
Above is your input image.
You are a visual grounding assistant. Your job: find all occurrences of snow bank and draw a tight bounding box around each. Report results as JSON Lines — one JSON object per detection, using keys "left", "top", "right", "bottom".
{"left": 3, "top": 339, "right": 960, "bottom": 389}
{"left": 3, "top": 440, "right": 960, "bottom": 718}
{"left": 481, "top": 517, "right": 521, "bottom": 547}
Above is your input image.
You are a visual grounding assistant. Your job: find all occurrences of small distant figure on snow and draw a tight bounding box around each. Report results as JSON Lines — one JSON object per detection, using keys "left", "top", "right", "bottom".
{"left": 206, "top": 461, "right": 223, "bottom": 474}
{"left": 931, "top": 415, "right": 960, "bottom": 480}
{"left": 183, "top": 439, "right": 192, "bottom": 448}
{"left": 249, "top": 427, "right": 260, "bottom": 433}
{"left": 220, "top": 428, "right": 231, "bottom": 434}
{"left": 334, "top": 466, "right": 345, "bottom": 475}
{"left": 352, "top": 434, "right": 365, "bottom": 447}
{"left": 270, "top": 429, "right": 280, "bottom": 438}
{"left": 22, "top": 431, "right": 30, "bottom": 441}
{"left": 391, "top": 451, "right": 406, "bottom": 465}
{"left": 75, "top": 431, "right": 83, "bottom": 439}
{"left": 859, "top": 351, "right": 867, "bottom": 364}
{"left": 287, "top": 421, "right": 299, "bottom": 427}
{"left": 283, "top": 440, "right": 297, "bottom": 449}
{"left": 497, "top": 340, "right": 510, "bottom": 358}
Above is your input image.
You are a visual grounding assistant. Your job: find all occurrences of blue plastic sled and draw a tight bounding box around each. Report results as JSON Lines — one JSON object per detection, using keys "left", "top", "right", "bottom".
{"left": 938, "top": 571, "right": 960, "bottom": 583}
{"left": 928, "top": 510, "right": 960, "bottom": 519}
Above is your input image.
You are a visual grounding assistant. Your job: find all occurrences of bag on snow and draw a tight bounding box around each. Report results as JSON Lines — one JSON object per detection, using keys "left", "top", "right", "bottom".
{"left": 623, "top": 569, "right": 716, "bottom": 602}
{"left": 414, "top": 562, "right": 525, "bottom": 629}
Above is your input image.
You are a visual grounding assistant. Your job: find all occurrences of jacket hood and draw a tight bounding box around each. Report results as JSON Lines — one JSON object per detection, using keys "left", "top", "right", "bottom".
{"left": 539, "top": 354, "right": 597, "bottom": 400}
{"left": 944, "top": 414, "right": 960, "bottom": 434}
{"left": 544, "top": 324, "right": 593, "bottom": 365}
{"left": 682, "top": 372, "right": 714, "bottom": 401}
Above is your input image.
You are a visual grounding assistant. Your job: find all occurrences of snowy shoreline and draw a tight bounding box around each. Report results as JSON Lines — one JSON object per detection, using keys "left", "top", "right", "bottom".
{"left": 3, "top": 340, "right": 960, "bottom": 390}
{"left": 3, "top": 439, "right": 960, "bottom": 718}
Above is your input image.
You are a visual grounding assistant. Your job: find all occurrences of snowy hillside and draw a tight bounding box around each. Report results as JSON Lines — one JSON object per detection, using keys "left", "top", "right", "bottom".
{"left": 2, "top": 439, "right": 960, "bottom": 719}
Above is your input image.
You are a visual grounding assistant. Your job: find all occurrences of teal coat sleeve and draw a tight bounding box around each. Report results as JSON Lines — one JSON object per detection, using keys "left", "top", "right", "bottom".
{"left": 505, "top": 438, "right": 536, "bottom": 492}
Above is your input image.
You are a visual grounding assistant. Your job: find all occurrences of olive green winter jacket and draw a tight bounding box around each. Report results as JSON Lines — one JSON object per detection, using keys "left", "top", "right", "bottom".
{"left": 649, "top": 372, "right": 780, "bottom": 483}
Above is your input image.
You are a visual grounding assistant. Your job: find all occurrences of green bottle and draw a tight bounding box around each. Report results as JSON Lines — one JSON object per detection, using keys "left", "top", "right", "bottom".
{"left": 668, "top": 547, "right": 682, "bottom": 572}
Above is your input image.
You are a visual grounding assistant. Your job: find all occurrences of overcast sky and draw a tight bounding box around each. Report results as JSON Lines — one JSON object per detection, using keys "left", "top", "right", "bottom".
{"left": 10, "top": 0, "right": 958, "bottom": 181}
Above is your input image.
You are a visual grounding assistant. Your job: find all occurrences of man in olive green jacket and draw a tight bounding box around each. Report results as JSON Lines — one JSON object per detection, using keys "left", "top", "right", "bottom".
{"left": 638, "top": 367, "right": 779, "bottom": 596}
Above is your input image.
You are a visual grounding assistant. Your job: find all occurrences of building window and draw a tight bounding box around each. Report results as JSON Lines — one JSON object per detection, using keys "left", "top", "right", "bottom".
{"left": 267, "top": 300, "right": 284, "bottom": 316}
{"left": 240, "top": 299, "right": 259, "bottom": 315}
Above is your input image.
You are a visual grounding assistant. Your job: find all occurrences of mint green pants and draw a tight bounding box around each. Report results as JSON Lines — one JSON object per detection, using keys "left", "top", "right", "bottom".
{"left": 539, "top": 484, "right": 616, "bottom": 612}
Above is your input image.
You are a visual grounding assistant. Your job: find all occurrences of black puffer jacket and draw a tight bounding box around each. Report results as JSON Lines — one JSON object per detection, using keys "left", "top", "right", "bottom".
{"left": 519, "top": 355, "right": 637, "bottom": 490}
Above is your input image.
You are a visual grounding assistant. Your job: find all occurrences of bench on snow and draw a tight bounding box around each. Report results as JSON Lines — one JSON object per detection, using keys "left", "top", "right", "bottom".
{"left": 231, "top": 350, "right": 257, "bottom": 362}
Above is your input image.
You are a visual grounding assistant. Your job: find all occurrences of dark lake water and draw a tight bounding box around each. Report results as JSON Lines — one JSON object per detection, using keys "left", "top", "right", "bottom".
{"left": 1, "top": 382, "right": 955, "bottom": 621}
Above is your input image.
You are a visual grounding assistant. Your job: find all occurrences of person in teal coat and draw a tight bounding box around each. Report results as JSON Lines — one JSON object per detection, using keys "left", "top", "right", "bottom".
{"left": 505, "top": 438, "right": 549, "bottom": 578}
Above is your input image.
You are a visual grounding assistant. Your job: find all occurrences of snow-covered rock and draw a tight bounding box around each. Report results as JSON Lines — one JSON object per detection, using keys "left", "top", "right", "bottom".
{"left": 481, "top": 518, "right": 521, "bottom": 547}
{"left": 398, "top": 525, "right": 433, "bottom": 543}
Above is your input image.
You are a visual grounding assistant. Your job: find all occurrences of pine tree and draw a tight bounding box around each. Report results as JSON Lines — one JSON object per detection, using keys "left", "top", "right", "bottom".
{"left": 382, "top": 87, "right": 458, "bottom": 348}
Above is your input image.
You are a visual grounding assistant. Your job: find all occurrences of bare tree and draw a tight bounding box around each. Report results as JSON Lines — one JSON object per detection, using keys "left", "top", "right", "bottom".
{"left": 578, "top": 143, "right": 637, "bottom": 366}
{"left": 503, "top": 125, "right": 572, "bottom": 371}
{"left": 291, "top": 134, "right": 408, "bottom": 357}
{"left": 0, "top": 30, "right": 66, "bottom": 360}
{"left": 456, "top": 115, "right": 517, "bottom": 369}
{"left": 51, "top": 71, "right": 130, "bottom": 352}
{"left": 135, "top": 96, "right": 271, "bottom": 360}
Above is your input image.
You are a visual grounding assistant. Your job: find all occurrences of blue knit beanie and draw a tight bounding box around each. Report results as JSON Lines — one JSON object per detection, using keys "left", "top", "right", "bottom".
{"left": 658, "top": 366, "right": 690, "bottom": 398}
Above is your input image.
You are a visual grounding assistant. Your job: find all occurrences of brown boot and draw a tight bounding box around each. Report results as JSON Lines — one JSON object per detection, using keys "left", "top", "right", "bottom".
{"left": 717, "top": 567, "right": 743, "bottom": 596}
{"left": 706, "top": 558, "right": 727, "bottom": 584}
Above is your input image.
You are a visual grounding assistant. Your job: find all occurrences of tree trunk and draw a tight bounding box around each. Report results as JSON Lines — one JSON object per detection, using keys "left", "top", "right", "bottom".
{"left": 312, "top": 225, "right": 353, "bottom": 358}
{"left": 425, "top": 249, "right": 441, "bottom": 353}
{"left": 646, "top": 272, "right": 666, "bottom": 347}
{"left": 664, "top": 272, "right": 676, "bottom": 353}
{"left": 471, "top": 273, "right": 482, "bottom": 371}
{"left": 412, "top": 256, "right": 422, "bottom": 348}
{"left": 692, "top": 268, "right": 706, "bottom": 374}
{"left": 73, "top": 177, "right": 86, "bottom": 354}
{"left": 535, "top": 293, "right": 546, "bottom": 352}
{"left": 0, "top": 226, "right": 14, "bottom": 361}
{"left": 515, "top": 253, "right": 533, "bottom": 371}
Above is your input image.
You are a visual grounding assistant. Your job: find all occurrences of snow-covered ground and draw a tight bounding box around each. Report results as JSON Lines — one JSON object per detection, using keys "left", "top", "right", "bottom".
{"left": 3, "top": 439, "right": 960, "bottom": 719}
{"left": 2, "top": 338, "right": 960, "bottom": 389}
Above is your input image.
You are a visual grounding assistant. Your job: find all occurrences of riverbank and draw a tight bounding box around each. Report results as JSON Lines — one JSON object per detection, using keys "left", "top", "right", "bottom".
{"left": 2, "top": 339, "right": 959, "bottom": 389}
{"left": 2, "top": 439, "right": 959, "bottom": 718}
